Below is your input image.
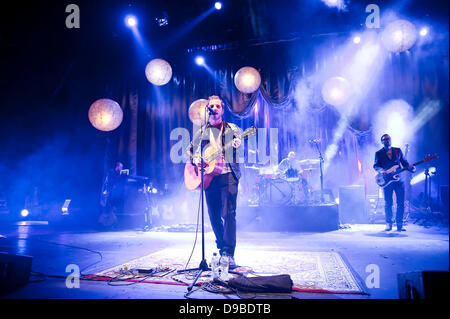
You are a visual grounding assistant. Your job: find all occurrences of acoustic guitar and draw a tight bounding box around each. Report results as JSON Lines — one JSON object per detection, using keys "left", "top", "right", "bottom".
{"left": 184, "top": 126, "right": 257, "bottom": 190}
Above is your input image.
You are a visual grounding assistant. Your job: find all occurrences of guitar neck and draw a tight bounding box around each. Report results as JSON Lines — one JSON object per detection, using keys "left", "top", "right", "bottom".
{"left": 396, "top": 159, "right": 425, "bottom": 174}
{"left": 206, "top": 132, "right": 245, "bottom": 162}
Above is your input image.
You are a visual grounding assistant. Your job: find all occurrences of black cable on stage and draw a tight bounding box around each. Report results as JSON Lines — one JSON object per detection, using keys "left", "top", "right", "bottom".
{"left": 3, "top": 235, "right": 103, "bottom": 276}
{"left": 181, "top": 188, "right": 203, "bottom": 277}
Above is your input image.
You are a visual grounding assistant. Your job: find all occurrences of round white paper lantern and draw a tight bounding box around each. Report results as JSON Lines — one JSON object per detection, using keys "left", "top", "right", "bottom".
{"left": 88, "top": 99, "right": 123, "bottom": 131}
{"left": 188, "top": 99, "right": 208, "bottom": 126}
{"left": 145, "top": 58, "right": 172, "bottom": 86}
{"left": 321, "top": 76, "right": 353, "bottom": 107}
{"left": 234, "top": 66, "right": 261, "bottom": 94}
{"left": 381, "top": 19, "right": 417, "bottom": 53}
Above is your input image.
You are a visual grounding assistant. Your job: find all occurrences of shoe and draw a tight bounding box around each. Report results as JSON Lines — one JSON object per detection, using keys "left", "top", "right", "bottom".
{"left": 397, "top": 227, "right": 406, "bottom": 232}
{"left": 385, "top": 223, "right": 392, "bottom": 231}
{"left": 228, "top": 256, "right": 238, "bottom": 269}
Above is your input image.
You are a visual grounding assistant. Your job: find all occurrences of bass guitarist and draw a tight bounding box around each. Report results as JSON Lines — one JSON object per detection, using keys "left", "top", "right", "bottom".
{"left": 374, "top": 134, "right": 416, "bottom": 231}
{"left": 186, "top": 95, "right": 242, "bottom": 268}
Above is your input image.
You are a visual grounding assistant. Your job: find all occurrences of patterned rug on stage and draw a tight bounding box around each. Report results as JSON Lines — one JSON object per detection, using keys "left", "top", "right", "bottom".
{"left": 93, "top": 248, "right": 367, "bottom": 294}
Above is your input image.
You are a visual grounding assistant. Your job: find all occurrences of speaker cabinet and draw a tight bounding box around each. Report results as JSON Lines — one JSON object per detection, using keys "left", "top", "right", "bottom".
{"left": 398, "top": 271, "right": 449, "bottom": 299}
{"left": 0, "top": 252, "right": 32, "bottom": 293}
{"left": 338, "top": 185, "right": 367, "bottom": 223}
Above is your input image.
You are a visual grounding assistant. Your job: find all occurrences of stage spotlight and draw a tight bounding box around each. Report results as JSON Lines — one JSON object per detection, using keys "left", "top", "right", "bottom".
{"left": 410, "top": 169, "right": 437, "bottom": 186}
{"left": 20, "top": 209, "right": 29, "bottom": 218}
{"left": 125, "top": 15, "right": 138, "bottom": 28}
{"left": 61, "top": 199, "right": 71, "bottom": 215}
{"left": 195, "top": 56, "right": 205, "bottom": 66}
{"left": 419, "top": 27, "right": 429, "bottom": 37}
{"left": 155, "top": 11, "right": 169, "bottom": 27}
{"left": 373, "top": 99, "right": 414, "bottom": 146}
{"left": 353, "top": 36, "right": 361, "bottom": 44}
{"left": 322, "top": 0, "right": 345, "bottom": 10}
{"left": 214, "top": 2, "right": 223, "bottom": 10}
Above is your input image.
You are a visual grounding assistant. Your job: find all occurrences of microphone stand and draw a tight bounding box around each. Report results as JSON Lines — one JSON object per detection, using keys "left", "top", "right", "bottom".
{"left": 313, "top": 141, "right": 325, "bottom": 203}
{"left": 177, "top": 105, "right": 212, "bottom": 292}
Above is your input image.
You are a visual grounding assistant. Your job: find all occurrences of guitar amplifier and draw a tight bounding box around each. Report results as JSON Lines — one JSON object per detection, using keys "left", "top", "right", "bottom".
{"left": 338, "top": 185, "right": 367, "bottom": 224}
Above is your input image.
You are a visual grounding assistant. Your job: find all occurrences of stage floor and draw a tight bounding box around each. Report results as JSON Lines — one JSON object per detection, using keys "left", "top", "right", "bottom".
{"left": 0, "top": 222, "right": 448, "bottom": 299}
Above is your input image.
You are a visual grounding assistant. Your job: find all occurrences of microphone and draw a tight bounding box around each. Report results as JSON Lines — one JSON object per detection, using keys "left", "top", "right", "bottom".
{"left": 205, "top": 104, "right": 217, "bottom": 115}
{"left": 309, "top": 138, "right": 321, "bottom": 144}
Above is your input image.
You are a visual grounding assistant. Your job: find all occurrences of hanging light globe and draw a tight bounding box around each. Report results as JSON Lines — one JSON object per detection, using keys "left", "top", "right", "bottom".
{"left": 145, "top": 58, "right": 172, "bottom": 86}
{"left": 234, "top": 66, "right": 261, "bottom": 94}
{"left": 381, "top": 19, "right": 417, "bottom": 53}
{"left": 88, "top": 99, "right": 123, "bottom": 131}
{"left": 188, "top": 99, "right": 208, "bottom": 126}
{"left": 321, "top": 76, "right": 353, "bottom": 107}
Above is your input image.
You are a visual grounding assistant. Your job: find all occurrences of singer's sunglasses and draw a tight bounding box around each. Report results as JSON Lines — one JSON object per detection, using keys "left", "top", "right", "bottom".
{"left": 210, "top": 104, "right": 222, "bottom": 108}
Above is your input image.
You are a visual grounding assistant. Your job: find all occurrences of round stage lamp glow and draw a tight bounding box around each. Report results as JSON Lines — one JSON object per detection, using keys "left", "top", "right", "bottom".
{"left": 21, "top": 209, "right": 29, "bottom": 217}
{"left": 188, "top": 99, "right": 208, "bottom": 126}
{"left": 322, "top": 0, "right": 345, "bottom": 9}
{"left": 125, "top": 15, "right": 138, "bottom": 28}
{"left": 321, "top": 76, "right": 353, "bottom": 107}
{"left": 353, "top": 36, "right": 361, "bottom": 44}
{"left": 234, "top": 66, "right": 261, "bottom": 94}
{"left": 214, "top": 2, "right": 222, "bottom": 10}
{"left": 419, "top": 27, "right": 429, "bottom": 37}
{"left": 88, "top": 99, "right": 123, "bottom": 132}
{"left": 145, "top": 58, "right": 172, "bottom": 86}
{"left": 373, "top": 99, "right": 414, "bottom": 146}
{"left": 195, "top": 56, "right": 205, "bottom": 66}
{"left": 381, "top": 19, "right": 417, "bottom": 53}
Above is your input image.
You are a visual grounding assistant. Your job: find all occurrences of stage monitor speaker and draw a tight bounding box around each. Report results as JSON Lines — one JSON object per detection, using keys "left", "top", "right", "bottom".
{"left": 0, "top": 252, "right": 32, "bottom": 293}
{"left": 398, "top": 271, "right": 449, "bottom": 299}
{"left": 338, "top": 185, "right": 367, "bottom": 223}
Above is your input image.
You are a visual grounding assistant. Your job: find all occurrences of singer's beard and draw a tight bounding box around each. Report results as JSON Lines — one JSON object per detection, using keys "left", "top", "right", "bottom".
{"left": 209, "top": 115, "right": 222, "bottom": 126}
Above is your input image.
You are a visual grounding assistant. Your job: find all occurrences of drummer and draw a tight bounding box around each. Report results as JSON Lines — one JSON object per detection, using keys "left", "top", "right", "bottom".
{"left": 277, "top": 152, "right": 303, "bottom": 178}
{"left": 277, "top": 152, "right": 310, "bottom": 201}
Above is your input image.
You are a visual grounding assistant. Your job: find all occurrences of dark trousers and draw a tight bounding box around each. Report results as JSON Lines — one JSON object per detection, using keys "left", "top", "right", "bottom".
{"left": 205, "top": 173, "right": 238, "bottom": 257}
{"left": 383, "top": 181, "right": 405, "bottom": 226}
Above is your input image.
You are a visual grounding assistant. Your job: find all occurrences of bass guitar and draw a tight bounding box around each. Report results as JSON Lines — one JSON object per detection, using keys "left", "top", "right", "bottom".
{"left": 184, "top": 126, "right": 257, "bottom": 190}
{"left": 375, "top": 154, "right": 438, "bottom": 188}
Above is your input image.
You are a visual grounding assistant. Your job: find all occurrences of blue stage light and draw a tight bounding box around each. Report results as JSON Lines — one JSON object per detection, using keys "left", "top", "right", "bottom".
{"left": 322, "top": 0, "right": 345, "bottom": 9}
{"left": 419, "top": 27, "right": 429, "bottom": 37}
{"left": 353, "top": 36, "right": 361, "bottom": 44}
{"left": 214, "top": 2, "right": 223, "bottom": 10}
{"left": 195, "top": 56, "right": 205, "bottom": 66}
{"left": 125, "top": 15, "right": 138, "bottom": 28}
{"left": 21, "top": 209, "right": 29, "bottom": 217}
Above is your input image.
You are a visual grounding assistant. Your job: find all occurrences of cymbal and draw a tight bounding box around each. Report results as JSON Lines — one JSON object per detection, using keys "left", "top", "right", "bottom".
{"left": 298, "top": 159, "right": 320, "bottom": 166}
{"left": 244, "top": 165, "right": 260, "bottom": 170}
{"left": 258, "top": 167, "right": 278, "bottom": 175}
{"left": 188, "top": 99, "right": 208, "bottom": 126}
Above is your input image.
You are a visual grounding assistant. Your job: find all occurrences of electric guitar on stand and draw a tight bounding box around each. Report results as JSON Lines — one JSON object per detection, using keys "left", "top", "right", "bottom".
{"left": 184, "top": 126, "right": 257, "bottom": 190}
{"left": 375, "top": 154, "right": 438, "bottom": 188}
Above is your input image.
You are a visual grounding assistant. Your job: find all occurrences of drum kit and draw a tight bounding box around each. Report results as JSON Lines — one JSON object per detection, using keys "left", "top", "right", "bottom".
{"left": 246, "top": 159, "right": 320, "bottom": 206}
